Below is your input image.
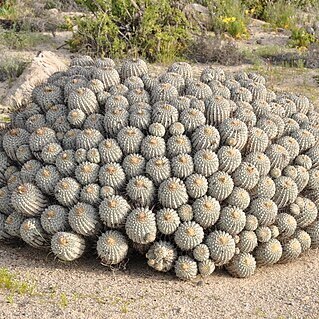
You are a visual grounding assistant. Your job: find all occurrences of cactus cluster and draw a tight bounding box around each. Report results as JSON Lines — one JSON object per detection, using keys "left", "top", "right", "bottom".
{"left": 1, "top": 57, "right": 319, "bottom": 280}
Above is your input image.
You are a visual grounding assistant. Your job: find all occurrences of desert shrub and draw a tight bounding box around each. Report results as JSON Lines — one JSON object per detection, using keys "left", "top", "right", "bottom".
{"left": 0, "top": 0, "right": 36, "bottom": 22}
{"left": 67, "top": 0, "right": 192, "bottom": 63}
{"left": 262, "top": 0, "right": 297, "bottom": 29}
{"left": 43, "top": 0, "right": 82, "bottom": 11}
{"left": 206, "top": 0, "right": 249, "bottom": 39}
{"left": 0, "top": 0, "right": 20, "bottom": 20}
{"left": 0, "top": 0, "right": 72, "bottom": 32}
{"left": 67, "top": 14, "right": 126, "bottom": 58}
{"left": 304, "top": 43, "right": 319, "bottom": 68}
{"left": 0, "top": 55, "right": 29, "bottom": 82}
{"left": 293, "top": 0, "right": 319, "bottom": 8}
{"left": 188, "top": 34, "right": 246, "bottom": 65}
{"left": 0, "top": 28, "right": 51, "bottom": 50}
{"left": 288, "top": 27, "right": 318, "bottom": 49}
{"left": 242, "top": 0, "right": 318, "bottom": 18}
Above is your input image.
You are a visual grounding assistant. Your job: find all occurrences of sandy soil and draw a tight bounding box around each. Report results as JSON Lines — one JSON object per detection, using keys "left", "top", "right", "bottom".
{"left": 0, "top": 242, "right": 318, "bottom": 319}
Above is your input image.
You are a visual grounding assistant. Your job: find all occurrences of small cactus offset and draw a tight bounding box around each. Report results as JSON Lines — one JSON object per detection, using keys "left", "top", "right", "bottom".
{"left": 0, "top": 57, "right": 319, "bottom": 281}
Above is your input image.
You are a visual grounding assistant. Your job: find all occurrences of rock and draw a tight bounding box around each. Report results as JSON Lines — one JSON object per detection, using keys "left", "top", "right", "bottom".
{"left": 313, "top": 21, "right": 319, "bottom": 32}
{"left": 306, "top": 26, "right": 315, "bottom": 35}
{"left": 47, "top": 8, "right": 59, "bottom": 16}
{"left": 183, "top": 3, "right": 213, "bottom": 30}
{"left": 1, "top": 51, "right": 69, "bottom": 110}
{"left": 277, "top": 28, "right": 285, "bottom": 33}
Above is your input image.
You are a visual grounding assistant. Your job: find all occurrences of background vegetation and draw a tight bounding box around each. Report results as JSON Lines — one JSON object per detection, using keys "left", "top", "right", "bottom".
{"left": 66, "top": 0, "right": 192, "bottom": 63}
{"left": 0, "top": 0, "right": 318, "bottom": 64}
{"left": 65, "top": 0, "right": 319, "bottom": 62}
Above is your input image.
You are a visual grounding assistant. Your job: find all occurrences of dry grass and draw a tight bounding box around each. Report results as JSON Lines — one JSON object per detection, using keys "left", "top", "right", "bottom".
{"left": 188, "top": 34, "right": 247, "bottom": 65}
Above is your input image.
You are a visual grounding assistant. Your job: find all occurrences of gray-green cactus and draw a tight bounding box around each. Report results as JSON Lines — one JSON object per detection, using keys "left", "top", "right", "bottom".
{"left": 126, "top": 175, "right": 155, "bottom": 207}
{"left": 219, "top": 118, "right": 248, "bottom": 151}
{"left": 51, "top": 231, "right": 86, "bottom": 261}
{"left": 226, "top": 187, "right": 250, "bottom": 210}
{"left": 179, "top": 108, "right": 205, "bottom": 133}
{"left": 97, "top": 230, "right": 129, "bottom": 265}
{"left": 185, "top": 174, "right": 208, "bottom": 199}
{"left": 254, "top": 238, "right": 282, "bottom": 265}
{"left": 68, "top": 202, "right": 101, "bottom": 236}
{"left": 208, "top": 171, "right": 234, "bottom": 201}
{"left": 290, "top": 197, "right": 317, "bottom": 228}
{"left": 1, "top": 57, "right": 319, "bottom": 281}
{"left": 255, "top": 226, "right": 272, "bottom": 243}
{"left": 217, "top": 146, "right": 241, "bottom": 174}
{"left": 0, "top": 213, "right": 12, "bottom": 240}
{"left": 193, "top": 243, "right": 210, "bottom": 262}
{"left": 145, "top": 156, "right": 171, "bottom": 185}
{"left": 0, "top": 186, "right": 13, "bottom": 215}
{"left": 125, "top": 207, "right": 156, "bottom": 244}
{"left": 248, "top": 198, "right": 278, "bottom": 227}
{"left": 217, "top": 206, "right": 246, "bottom": 235}
{"left": 168, "top": 62, "right": 193, "bottom": 79}
{"left": 198, "top": 259, "right": 216, "bottom": 277}
{"left": 205, "top": 95, "right": 231, "bottom": 127}
{"left": 226, "top": 253, "right": 256, "bottom": 278}
{"left": 41, "top": 205, "right": 69, "bottom": 234}
{"left": 122, "top": 153, "right": 146, "bottom": 179}
{"left": 177, "top": 204, "right": 193, "bottom": 222}
{"left": 174, "top": 256, "right": 198, "bottom": 280}
{"left": 4, "top": 212, "right": 25, "bottom": 238}
{"left": 293, "top": 229, "right": 311, "bottom": 252}
{"left": 206, "top": 230, "right": 236, "bottom": 266}
{"left": 275, "top": 213, "right": 297, "bottom": 239}
{"left": 99, "top": 163, "right": 126, "bottom": 189}
{"left": 192, "top": 125, "right": 220, "bottom": 152}
{"left": 194, "top": 149, "right": 219, "bottom": 177}
{"left": 11, "top": 183, "right": 47, "bottom": 217}
{"left": 273, "top": 177, "right": 299, "bottom": 209}
{"left": 236, "top": 230, "right": 258, "bottom": 253}
{"left": 146, "top": 241, "right": 177, "bottom": 272}
{"left": 174, "top": 221, "right": 204, "bottom": 250}
{"left": 156, "top": 208, "right": 180, "bottom": 235}
{"left": 158, "top": 177, "right": 188, "bottom": 209}
{"left": 279, "top": 238, "right": 302, "bottom": 263}
{"left": 20, "top": 218, "right": 49, "bottom": 249}
{"left": 20, "top": 159, "right": 43, "bottom": 183}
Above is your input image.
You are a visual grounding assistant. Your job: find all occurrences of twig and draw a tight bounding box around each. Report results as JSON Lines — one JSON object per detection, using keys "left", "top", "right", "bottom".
{"left": 56, "top": 42, "right": 68, "bottom": 50}
{"left": 129, "top": 0, "right": 140, "bottom": 11}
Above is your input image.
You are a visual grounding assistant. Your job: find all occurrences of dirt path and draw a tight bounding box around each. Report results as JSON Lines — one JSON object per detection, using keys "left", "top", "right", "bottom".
{"left": 0, "top": 243, "right": 318, "bottom": 319}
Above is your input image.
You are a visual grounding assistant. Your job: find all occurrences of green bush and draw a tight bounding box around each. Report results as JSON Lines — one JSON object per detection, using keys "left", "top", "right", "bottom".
{"left": 207, "top": 0, "right": 249, "bottom": 39}
{"left": 262, "top": 0, "right": 297, "bottom": 29}
{"left": 242, "top": 0, "right": 318, "bottom": 18}
{"left": 0, "top": 0, "right": 19, "bottom": 20}
{"left": 288, "top": 27, "right": 318, "bottom": 49}
{"left": 67, "top": 0, "right": 192, "bottom": 63}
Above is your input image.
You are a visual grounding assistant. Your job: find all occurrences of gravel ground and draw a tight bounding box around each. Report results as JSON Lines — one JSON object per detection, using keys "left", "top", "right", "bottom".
{"left": 0, "top": 242, "right": 318, "bottom": 319}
